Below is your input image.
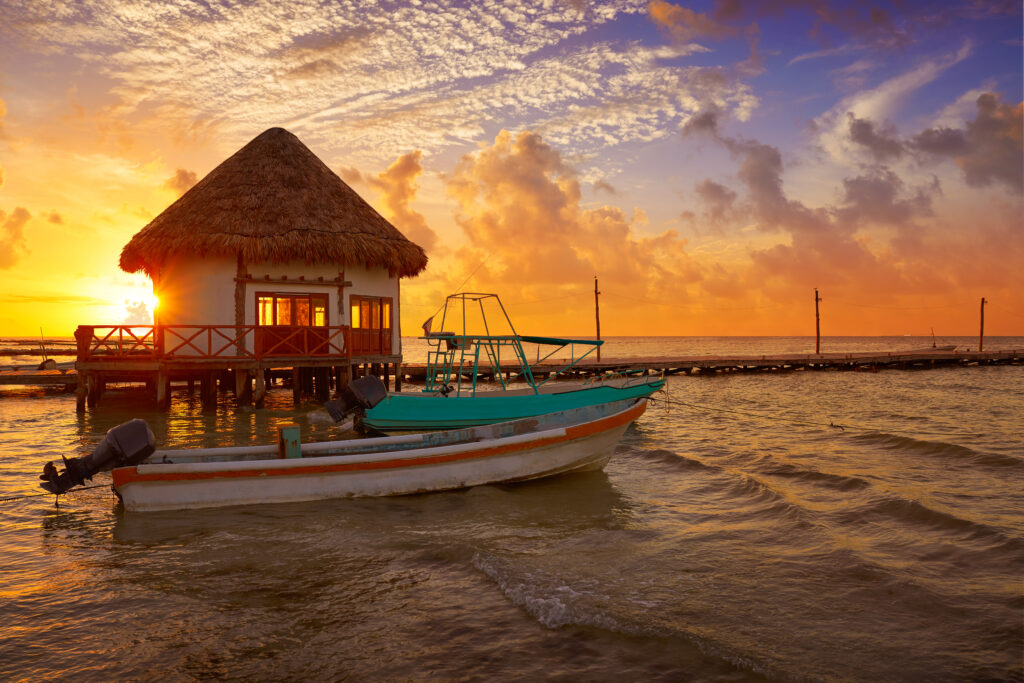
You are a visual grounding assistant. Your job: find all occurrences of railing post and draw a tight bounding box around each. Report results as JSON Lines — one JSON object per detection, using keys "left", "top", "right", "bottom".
{"left": 74, "top": 326, "right": 94, "bottom": 362}
{"left": 155, "top": 325, "right": 164, "bottom": 359}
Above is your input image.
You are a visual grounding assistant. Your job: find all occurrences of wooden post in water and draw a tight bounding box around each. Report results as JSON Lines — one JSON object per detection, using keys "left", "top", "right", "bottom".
{"left": 979, "top": 297, "right": 986, "bottom": 352}
{"left": 594, "top": 276, "right": 601, "bottom": 362}
{"left": 815, "top": 288, "right": 822, "bottom": 354}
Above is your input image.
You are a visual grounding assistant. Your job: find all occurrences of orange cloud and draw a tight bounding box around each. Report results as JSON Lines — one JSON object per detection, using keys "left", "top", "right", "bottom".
{"left": 163, "top": 168, "right": 198, "bottom": 195}
{"left": 440, "top": 130, "right": 702, "bottom": 331}
{"left": 648, "top": 1, "right": 735, "bottom": 43}
{"left": 681, "top": 106, "right": 1023, "bottom": 333}
{"left": 0, "top": 207, "right": 31, "bottom": 269}
{"left": 371, "top": 151, "right": 437, "bottom": 252}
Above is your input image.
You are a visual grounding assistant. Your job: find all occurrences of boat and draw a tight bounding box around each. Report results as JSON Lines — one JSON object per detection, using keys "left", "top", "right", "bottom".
{"left": 360, "top": 292, "right": 665, "bottom": 432}
{"left": 38, "top": 394, "right": 649, "bottom": 512}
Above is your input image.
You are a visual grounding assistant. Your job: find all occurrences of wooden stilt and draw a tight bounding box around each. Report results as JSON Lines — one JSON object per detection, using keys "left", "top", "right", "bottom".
{"left": 156, "top": 370, "right": 170, "bottom": 410}
{"left": 234, "top": 369, "right": 253, "bottom": 405}
{"left": 394, "top": 362, "right": 402, "bottom": 392}
{"left": 292, "top": 367, "right": 301, "bottom": 404}
{"left": 254, "top": 369, "right": 267, "bottom": 407}
{"left": 201, "top": 371, "right": 217, "bottom": 410}
{"left": 338, "top": 364, "right": 351, "bottom": 394}
{"left": 86, "top": 373, "right": 100, "bottom": 408}
{"left": 314, "top": 368, "right": 329, "bottom": 401}
{"left": 76, "top": 372, "right": 87, "bottom": 412}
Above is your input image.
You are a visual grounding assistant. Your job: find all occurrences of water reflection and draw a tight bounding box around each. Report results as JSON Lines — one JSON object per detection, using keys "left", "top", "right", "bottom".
{"left": 111, "top": 470, "right": 631, "bottom": 546}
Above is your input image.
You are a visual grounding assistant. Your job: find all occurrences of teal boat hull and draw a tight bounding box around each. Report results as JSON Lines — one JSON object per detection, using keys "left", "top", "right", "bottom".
{"left": 362, "top": 378, "right": 665, "bottom": 432}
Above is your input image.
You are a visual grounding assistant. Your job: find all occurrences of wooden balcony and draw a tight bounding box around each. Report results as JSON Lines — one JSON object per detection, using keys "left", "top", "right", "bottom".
{"left": 75, "top": 325, "right": 350, "bottom": 362}
{"left": 71, "top": 324, "right": 400, "bottom": 412}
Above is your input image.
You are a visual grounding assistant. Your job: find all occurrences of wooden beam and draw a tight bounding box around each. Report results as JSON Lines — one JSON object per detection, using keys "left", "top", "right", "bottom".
{"left": 239, "top": 275, "right": 352, "bottom": 287}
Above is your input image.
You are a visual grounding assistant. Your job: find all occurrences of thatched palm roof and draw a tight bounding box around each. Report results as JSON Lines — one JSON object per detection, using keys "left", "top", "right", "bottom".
{"left": 120, "top": 127, "right": 427, "bottom": 278}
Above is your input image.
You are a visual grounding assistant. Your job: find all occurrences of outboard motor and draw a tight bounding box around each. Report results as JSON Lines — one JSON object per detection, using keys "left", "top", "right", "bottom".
{"left": 324, "top": 375, "right": 387, "bottom": 423}
{"left": 40, "top": 419, "right": 156, "bottom": 495}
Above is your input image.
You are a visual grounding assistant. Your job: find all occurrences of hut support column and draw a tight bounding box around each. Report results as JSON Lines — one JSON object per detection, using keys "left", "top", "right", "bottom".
{"left": 76, "top": 372, "right": 87, "bottom": 412}
{"left": 336, "top": 364, "right": 351, "bottom": 394}
{"left": 86, "top": 373, "right": 101, "bottom": 408}
{"left": 292, "top": 368, "right": 301, "bottom": 404}
{"left": 156, "top": 370, "right": 170, "bottom": 410}
{"left": 254, "top": 369, "right": 267, "bottom": 407}
{"left": 394, "top": 362, "right": 402, "bottom": 392}
{"left": 201, "top": 371, "right": 217, "bottom": 410}
{"left": 234, "top": 369, "right": 252, "bottom": 405}
{"left": 314, "top": 368, "right": 330, "bottom": 401}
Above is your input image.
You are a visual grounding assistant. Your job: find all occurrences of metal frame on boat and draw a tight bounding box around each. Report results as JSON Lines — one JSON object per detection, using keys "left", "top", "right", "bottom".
{"left": 362, "top": 292, "right": 664, "bottom": 432}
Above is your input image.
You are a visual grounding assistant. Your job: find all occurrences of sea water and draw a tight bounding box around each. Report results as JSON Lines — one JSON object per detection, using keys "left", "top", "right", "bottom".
{"left": 0, "top": 337, "right": 1021, "bottom": 681}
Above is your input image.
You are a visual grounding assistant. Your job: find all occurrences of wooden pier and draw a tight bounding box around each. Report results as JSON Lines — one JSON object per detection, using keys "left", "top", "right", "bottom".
{"left": 3, "top": 344, "right": 1020, "bottom": 405}
{"left": 398, "top": 348, "right": 1023, "bottom": 382}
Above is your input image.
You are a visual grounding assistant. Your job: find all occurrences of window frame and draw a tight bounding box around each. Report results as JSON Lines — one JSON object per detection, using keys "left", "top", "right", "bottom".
{"left": 255, "top": 291, "right": 329, "bottom": 327}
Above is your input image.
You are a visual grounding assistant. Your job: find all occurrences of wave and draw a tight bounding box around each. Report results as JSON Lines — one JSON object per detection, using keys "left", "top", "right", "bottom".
{"left": 626, "top": 447, "right": 720, "bottom": 472}
{"left": 760, "top": 462, "right": 872, "bottom": 492}
{"left": 472, "top": 552, "right": 621, "bottom": 631}
{"left": 471, "top": 552, "right": 783, "bottom": 679}
{"left": 840, "top": 493, "right": 1022, "bottom": 551}
{"left": 852, "top": 431, "right": 1023, "bottom": 468}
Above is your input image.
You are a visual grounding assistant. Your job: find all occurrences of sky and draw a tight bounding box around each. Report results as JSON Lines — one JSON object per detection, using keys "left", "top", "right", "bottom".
{"left": 0, "top": 0, "right": 1021, "bottom": 338}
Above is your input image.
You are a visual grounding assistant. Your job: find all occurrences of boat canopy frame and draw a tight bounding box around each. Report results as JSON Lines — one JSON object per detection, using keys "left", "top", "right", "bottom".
{"left": 422, "top": 292, "right": 602, "bottom": 396}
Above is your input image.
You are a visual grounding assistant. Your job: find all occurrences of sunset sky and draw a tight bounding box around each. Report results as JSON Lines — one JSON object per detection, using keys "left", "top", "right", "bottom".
{"left": 1, "top": 0, "right": 1021, "bottom": 338}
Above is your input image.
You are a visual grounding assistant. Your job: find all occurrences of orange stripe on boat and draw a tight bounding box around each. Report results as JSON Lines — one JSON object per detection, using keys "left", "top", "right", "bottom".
{"left": 112, "top": 401, "right": 646, "bottom": 488}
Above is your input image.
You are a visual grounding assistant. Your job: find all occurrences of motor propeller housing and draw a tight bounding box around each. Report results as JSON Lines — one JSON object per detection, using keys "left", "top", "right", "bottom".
{"left": 324, "top": 375, "right": 388, "bottom": 423}
{"left": 40, "top": 418, "right": 156, "bottom": 495}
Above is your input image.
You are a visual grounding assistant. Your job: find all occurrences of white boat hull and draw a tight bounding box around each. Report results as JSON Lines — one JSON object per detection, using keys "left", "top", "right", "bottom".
{"left": 113, "top": 400, "right": 645, "bottom": 512}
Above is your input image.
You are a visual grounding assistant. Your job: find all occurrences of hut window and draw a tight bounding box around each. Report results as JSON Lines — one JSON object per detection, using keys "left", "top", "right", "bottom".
{"left": 255, "top": 293, "right": 328, "bottom": 326}
{"left": 276, "top": 298, "right": 293, "bottom": 325}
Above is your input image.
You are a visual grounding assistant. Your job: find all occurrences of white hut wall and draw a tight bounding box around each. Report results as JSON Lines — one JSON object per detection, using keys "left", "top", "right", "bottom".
{"left": 153, "top": 254, "right": 237, "bottom": 356}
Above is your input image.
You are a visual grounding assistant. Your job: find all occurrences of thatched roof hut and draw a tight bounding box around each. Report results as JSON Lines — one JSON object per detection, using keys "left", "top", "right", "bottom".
{"left": 120, "top": 127, "right": 428, "bottom": 278}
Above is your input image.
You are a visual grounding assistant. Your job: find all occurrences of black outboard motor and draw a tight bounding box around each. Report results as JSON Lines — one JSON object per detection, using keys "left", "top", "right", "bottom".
{"left": 324, "top": 375, "right": 388, "bottom": 423}
{"left": 40, "top": 419, "right": 156, "bottom": 495}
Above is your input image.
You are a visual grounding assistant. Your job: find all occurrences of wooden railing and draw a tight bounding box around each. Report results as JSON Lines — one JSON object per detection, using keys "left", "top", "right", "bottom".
{"left": 76, "top": 325, "right": 350, "bottom": 361}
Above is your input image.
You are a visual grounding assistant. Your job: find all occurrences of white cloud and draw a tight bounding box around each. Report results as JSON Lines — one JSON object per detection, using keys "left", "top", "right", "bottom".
{"left": 0, "top": 0, "right": 757, "bottom": 176}
{"left": 814, "top": 41, "right": 973, "bottom": 163}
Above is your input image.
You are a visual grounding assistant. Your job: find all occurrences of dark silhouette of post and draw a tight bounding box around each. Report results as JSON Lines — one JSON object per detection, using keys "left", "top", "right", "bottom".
{"left": 594, "top": 276, "right": 602, "bottom": 362}
{"left": 815, "top": 288, "right": 822, "bottom": 354}
{"left": 979, "top": 297, "right": 986, "bottom": 352}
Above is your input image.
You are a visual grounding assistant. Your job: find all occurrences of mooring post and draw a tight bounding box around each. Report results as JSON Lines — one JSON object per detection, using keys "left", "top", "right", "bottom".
{"left": 979, "top": 297, "right": 986, "bottom": 353}
{"left": 815, "top": 288, "right": 822, "bottom": 354}
{"left": 594, "top": 276, "right": 601, "bottom": 362}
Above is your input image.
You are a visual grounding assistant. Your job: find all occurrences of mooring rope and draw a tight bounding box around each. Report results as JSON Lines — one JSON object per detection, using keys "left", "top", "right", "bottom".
{"left": 648, "top": 394, "right": 878, "bottom": 432}
{"left": 0, "top": 483, "right": 107, "bottom": 504}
